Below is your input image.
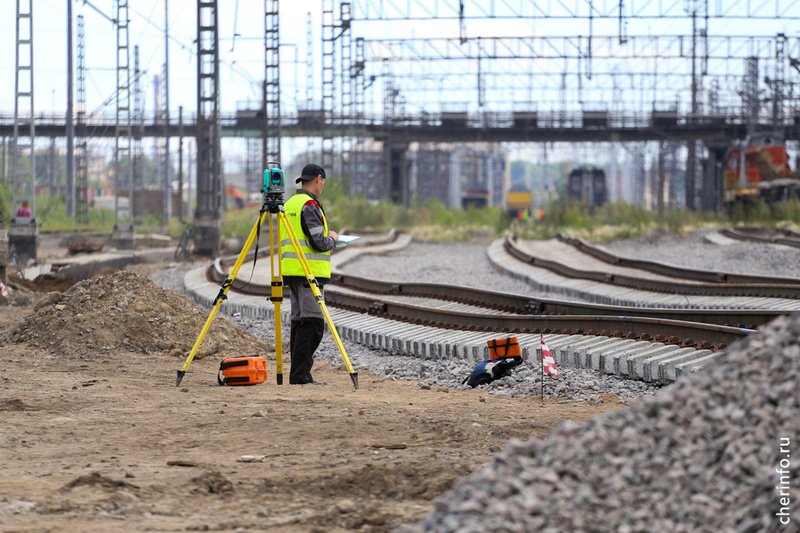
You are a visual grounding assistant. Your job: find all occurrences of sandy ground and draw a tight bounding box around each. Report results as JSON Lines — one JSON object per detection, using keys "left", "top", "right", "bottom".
{"left": 0, "top": 263, "right": 625, "bottom": 533}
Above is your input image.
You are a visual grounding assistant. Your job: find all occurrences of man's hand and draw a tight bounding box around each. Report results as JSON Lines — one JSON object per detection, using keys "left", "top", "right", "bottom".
{"left": 329, "top": 230, "right": 339, "bottom": 241}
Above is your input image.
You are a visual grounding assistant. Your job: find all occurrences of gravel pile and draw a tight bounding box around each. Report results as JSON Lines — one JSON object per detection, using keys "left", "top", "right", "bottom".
{"left": 397, "top": 311, "right": 800, "bottom": 533}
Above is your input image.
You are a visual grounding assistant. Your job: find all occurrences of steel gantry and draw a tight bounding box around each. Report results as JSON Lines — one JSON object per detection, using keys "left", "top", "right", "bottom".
{"left": 194, "top": 0, "right": 223, "bottom": 256}
{"left": 263, "top": 0, "right": 280, "bottom": 167}
{"left": 75, "top": 13, "right": 89, "bottom": 225}
{"left": 322, "top": 0, "right": 336, "bottom": 172}
{"left": 112, "top": 0, "right": 134, "bottom": 250}
{"left": 10, "top": 0, "right": 37, "bottom": 262}
{"left": 133, "top": 45, "right": 145, "bottom": 225}
{"left": 349, "top": 0, "right": 800, "bottom": 20}
{"left": 338, "top": 2, "right": 352, "bottom": 177}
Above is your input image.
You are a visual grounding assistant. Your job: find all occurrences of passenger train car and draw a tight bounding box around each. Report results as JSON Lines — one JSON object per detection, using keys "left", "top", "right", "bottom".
{"left": 565, "top": 165, "right": 607, "bottom": 207}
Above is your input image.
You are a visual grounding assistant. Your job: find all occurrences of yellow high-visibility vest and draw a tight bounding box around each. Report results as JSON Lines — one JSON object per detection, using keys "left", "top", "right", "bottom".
{"left": 280, "top": 193, "right": 331, "bottom": 279}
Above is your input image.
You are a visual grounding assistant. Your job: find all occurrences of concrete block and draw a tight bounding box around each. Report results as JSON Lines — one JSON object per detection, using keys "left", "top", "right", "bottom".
{"left": 611, "top": 343, "right": 667, "bottom": 376}
{"left": 627, "top": 345, "right": 678, "bottom": 379}
{"left": 640, "top": 347, "right": 696, "bottom": 382}
{"left": 674, "top": 352, "right": 721, "bottom": 379}
{"left": 656, "top": 349, "right": 713, "bottom": 383}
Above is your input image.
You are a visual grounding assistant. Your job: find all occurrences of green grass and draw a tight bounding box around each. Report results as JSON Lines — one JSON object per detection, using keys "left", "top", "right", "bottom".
{"left": 512, "top": 201, "right": 725, "bottom": 242}
{"left": 6, "top": 187, "right": 800, "bottom": 245}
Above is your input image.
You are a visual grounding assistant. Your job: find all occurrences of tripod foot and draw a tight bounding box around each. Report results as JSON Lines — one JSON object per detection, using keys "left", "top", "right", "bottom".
{"left": 350, "top": 372, "right": 359, "bottom": 390}
{"left": 176, "top": 370, "right": 186, "bottom": 387}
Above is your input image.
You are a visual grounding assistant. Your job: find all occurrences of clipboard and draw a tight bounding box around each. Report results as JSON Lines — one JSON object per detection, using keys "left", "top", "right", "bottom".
{"left": 335, "top": 234, "right": 360, "bottom": 248}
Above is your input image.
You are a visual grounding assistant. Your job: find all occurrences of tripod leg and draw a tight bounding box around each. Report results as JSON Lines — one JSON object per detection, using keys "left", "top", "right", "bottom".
{"left": 176, "top": 211, "right": 268, "bottom": 387}
{"left": 269, "top": 213, "right": 284, "bottom": 384}
{"left": 277, "top": 211, "right": 359, "bottom": 390}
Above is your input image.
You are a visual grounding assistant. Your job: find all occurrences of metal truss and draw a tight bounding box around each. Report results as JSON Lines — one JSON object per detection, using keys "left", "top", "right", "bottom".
{"left": 363, "top": 34, "right": 799, "bottom": 63}
{"left": 195, "top": 0, "right": 222, "bottom": 255}
{"left": 263, "top": 0, "right": 280, "bottom": 166}
{"left": 322, "top": 0, "right": 336, "bottom": 171}
{"left": 12, "top": 0, "right": 35, "bottom": 221}
{"left": 355, "top": 33, "right": 800, "bottom": 125}
{"left": 350, "top": 0, "right": 800, "bottom": 20}
{"left": 132, "top": 45, "right": 144, "bottom": 225}
{"left": 76, "top": 14, "right": 89, "bottom": 224}
{"left": 339, "top": 1, "right": 352, "bottom": 177}
{"left": 114, "top": 0, "right": 133, "bottom": 234}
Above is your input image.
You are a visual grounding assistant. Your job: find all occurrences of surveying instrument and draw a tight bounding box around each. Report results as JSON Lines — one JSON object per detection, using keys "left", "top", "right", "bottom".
{"left": 176, "top": 162, "right": 359, "bottom": 390}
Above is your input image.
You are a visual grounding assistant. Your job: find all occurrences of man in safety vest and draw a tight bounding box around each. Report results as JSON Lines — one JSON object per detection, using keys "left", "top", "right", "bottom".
{"left": 280, "top": 163, "right": 339, "bottom": 385}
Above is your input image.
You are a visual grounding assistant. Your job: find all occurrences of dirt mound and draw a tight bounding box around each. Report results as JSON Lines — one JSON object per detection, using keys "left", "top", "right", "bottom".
{"left": 1, "top": 269, "right": 273, "bottom": 360}
{"left": 8, "top": 272, "right": 77, "bottom": 293}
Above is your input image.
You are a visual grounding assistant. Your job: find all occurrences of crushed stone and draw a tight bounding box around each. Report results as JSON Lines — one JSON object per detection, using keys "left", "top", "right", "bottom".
{"left": 397, "top": 312, "right": 800, "bottom": 532}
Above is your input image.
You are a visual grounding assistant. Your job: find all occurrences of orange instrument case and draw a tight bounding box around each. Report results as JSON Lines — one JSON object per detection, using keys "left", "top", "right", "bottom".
{"left": 217, "top": 356, "right": 268, "bottom": 386}
{"left": 487, "top": 337, "right": 522, "bottom": 359}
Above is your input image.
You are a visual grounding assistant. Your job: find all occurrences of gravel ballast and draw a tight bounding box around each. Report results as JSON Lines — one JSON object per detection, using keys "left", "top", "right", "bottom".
{"left": 397, "top": 311, "right": 800, "bottom": 533}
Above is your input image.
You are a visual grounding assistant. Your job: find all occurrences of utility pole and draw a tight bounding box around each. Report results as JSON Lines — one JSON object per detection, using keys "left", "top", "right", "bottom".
{"left": 112, "top": 0, "right": 134, "bottom": 250}
{"left": 686, "top": 7, "right": 698, "bottom": 211}
{"left": 322, "top": 0, "right": 335, "bottom": 172}
{"left": 75, "top": 14, "right": 89, "bottom": 224}
{"left": 178, "top": 105, "right": 184, "bottom": 222}
{"left": 163, "top": 0, "right": 171, "bottom": 222}
{"left": 10, "top": 0, "right": 37, "bottom": 262}
{"left": 66, "top": 0, "right": 75, "bottom": 218}
{"left": 263, "top": 0, "right": 280, "bottom": 166}
{"left": 194, "top": 0, "right": 222, "bottom": 256}
{"left": 133, "top": 45, "right": 144, "bottom": 225}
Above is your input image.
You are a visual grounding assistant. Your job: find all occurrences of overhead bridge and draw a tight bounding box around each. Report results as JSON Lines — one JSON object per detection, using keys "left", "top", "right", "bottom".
{"left": 2, "top": 111, "right": 797, "bottom": 144}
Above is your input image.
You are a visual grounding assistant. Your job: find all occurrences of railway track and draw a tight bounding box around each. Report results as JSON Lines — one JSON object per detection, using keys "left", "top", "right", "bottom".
{"left": 718, "top": 226, "right": 800, "bottom": 249}
{"left": 493, "top": 235, "right": 800, "bottom": 311}
{"left": 182, "top": 228, "right": 800, "bottom": 386}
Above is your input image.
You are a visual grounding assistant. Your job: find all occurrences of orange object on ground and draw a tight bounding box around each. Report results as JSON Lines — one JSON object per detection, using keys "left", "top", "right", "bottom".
{"left": 218, "top": 356, "right": 268, "bottom": 386}
{"left": 487, "top": 337, "right": 522, "bottom": 359}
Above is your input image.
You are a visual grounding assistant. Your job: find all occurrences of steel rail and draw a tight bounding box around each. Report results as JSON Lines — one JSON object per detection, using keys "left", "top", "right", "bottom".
{"left": 326, "top": 274, "right": 781, "bottom": 329}
{"left": 322, "top": 287, "right": 752, "bottom": 350}
{"left": 210, "top": 256, "right": 781, "bottom": 328}
{"left": 719, "top": 227, "right": 800, "bottom": 250}
{"left": 557, "top": 234, "right": 800, "bottom": 285}
{"left": 208, "top": 248, "right": 758, "bottom": 349}
{"left": 504, "top": 236, "right": 800, "bottom": 299}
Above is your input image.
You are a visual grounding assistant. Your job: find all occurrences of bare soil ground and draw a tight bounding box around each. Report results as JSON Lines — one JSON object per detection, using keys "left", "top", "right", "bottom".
{"left": 0, "top": 266, "right": 625, "bottom": 532}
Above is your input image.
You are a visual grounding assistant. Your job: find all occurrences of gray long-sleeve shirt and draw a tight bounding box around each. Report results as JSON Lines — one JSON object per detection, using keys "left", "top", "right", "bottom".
{"left": 297, "top": 188, "right": 336, "bottom": 253}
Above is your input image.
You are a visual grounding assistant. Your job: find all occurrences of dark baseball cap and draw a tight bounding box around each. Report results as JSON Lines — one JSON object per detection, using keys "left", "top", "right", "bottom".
{"left": 295, "top": 163, "right": 326, "bottom": 184}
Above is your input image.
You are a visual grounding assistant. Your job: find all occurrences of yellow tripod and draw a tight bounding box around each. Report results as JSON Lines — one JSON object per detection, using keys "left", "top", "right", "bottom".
{"left": 176, "top": 165, "right": 358, "bottom": 390}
